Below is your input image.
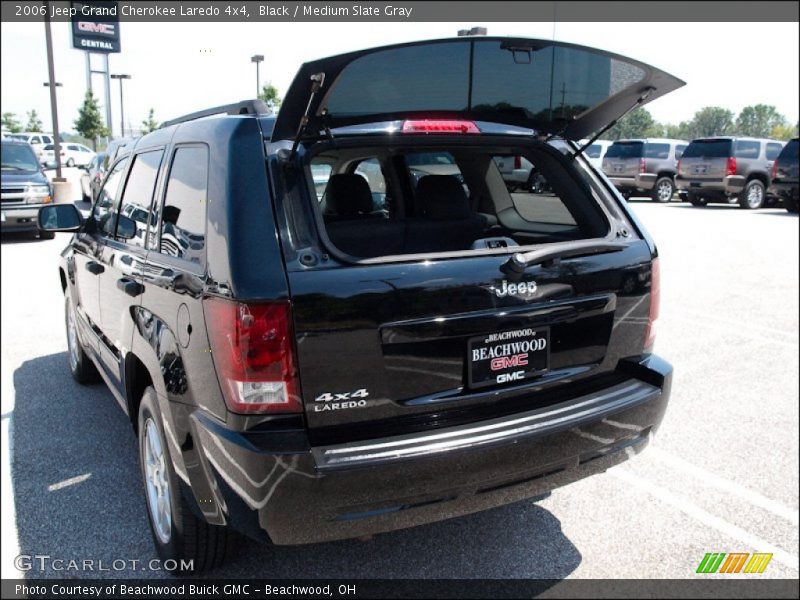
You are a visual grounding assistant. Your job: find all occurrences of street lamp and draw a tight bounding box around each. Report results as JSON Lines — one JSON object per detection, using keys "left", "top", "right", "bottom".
{"left": 251, "top": 54, "right": 264, "bottom": 98}
{"left": 110, "top": 74, "right": 131, "bottom": 138}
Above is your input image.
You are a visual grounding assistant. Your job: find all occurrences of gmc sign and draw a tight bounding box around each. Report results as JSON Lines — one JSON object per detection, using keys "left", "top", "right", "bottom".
{"left": 71, "top": 2, "right": 120, "bottom": 53}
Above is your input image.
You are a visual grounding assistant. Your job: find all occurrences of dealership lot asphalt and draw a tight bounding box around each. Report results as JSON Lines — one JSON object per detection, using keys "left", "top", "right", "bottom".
{"left": 1, "top": 200, "right": 797, "bottom": 580}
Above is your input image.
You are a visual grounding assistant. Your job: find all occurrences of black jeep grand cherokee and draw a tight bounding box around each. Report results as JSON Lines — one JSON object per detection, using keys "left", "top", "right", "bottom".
{"left": 40, "top": 38, "right": 679, "bottom": 572}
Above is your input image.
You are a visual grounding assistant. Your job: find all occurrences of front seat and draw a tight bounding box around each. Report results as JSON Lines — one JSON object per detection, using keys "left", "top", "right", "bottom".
{"left": 404, "top": 175, "right": 488, "bottom": 253}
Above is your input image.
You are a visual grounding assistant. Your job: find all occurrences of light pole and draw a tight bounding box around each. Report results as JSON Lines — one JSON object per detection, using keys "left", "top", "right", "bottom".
{"left": 110, "top": 74, "right": 131, "bottom": 138}
{"left": 43, "top": 2, "right": 63, "bottom": 179}
{"left": 251, "top": 55, "right": 264, "bottom": 98}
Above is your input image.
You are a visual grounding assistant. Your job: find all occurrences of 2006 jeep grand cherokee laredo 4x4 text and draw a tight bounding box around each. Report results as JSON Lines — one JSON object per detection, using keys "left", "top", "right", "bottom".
{"left": 40, "top": 37, "right": 678, "bottom": 572}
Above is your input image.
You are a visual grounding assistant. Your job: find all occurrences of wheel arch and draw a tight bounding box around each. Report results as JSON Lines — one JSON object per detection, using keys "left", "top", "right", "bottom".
{"left": 124, "top": 352, "right": 155, "bottom": 433}
{"left": 746, "top": 171, "right": 768, "bottom": 186}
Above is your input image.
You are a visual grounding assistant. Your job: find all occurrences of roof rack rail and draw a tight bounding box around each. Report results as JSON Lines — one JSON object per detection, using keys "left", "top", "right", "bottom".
{"left": 160, "top": 99, "right": 271, "bottom": 129}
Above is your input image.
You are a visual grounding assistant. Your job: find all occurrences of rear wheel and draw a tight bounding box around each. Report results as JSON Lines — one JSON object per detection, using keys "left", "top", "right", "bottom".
{"left": 138, "top": 387, "right": 233, "bottom": 573}
{"left": 65, "top": 295, "right": 99, "bottom": 383}
{"left": 652, "top": 177, "right": 675, "bottom": 203}
{"left": 39, "top": 230, "right": 55, "bottom": 240}
{"left": 738, "top": 179, "right": 765, "bottom": 209}
{"left": 66, "top": 158, "right": 75, "bottom": 167}
{"left": 688, "top": 193, "right": 707, "bottom": 207}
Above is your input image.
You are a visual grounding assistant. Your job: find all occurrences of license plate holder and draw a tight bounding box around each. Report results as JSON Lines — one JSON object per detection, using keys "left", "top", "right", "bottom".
{"left": 468, "top": 327, "right": 549, "bottom": 389}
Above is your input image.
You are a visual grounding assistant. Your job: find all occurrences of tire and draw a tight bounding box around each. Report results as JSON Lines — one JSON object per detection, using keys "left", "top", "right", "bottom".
{"left": 738, "top": 179, "right": 765, "bottom": 210}
{"left": 65, "top": 295, "right": 99, "bottom": 384}
{"left": 652, "top": 177, "right": 675, "bottom": 203}
{"left": 786, "top": 196, "right": 799, "bottom": 214}
{"left": 688, "top": 193, "right": 707, "bottom": 207}
{"left": 66, "top": 158, "right": 75, "bottom": 167}
{"left": 39, "top": 230, "right": 55, "bottom": 240}
{"left": 138, "top": 387, "right": 233, "bottom": 574}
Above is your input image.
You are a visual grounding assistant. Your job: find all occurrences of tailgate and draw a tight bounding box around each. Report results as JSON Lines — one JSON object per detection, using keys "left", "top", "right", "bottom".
{"left": 288, "top": 242, "right": 655, "bottom": 441}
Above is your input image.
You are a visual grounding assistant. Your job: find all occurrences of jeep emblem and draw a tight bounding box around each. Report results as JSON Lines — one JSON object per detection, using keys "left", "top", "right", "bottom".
{"left": 492, "top": 280, "right": 538, "bottom": 298}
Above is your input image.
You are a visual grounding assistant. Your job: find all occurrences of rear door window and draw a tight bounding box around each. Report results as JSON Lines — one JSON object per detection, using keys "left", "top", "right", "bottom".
{"left": 644, "top": 143, "right": 670, "bottom": 159}
{"left": 675, "top": 144, "right": 687, "bottom": 159}
{"left": 734, "top": 140, "right": 761, "bottom": 159}
{"left": 766, "top": 143, "right": 783, "bottom": 161}
{"left": 91, "top": 158, "right": 129, "bottom": 236}
{"left": 115, "top": 150, "right": 164, "bottom": 246}
{"left": 157, "top": 146, "right": 209, "bottom": 267}
{"left": 586, "top": 144, "right": 602, "bottom": 158}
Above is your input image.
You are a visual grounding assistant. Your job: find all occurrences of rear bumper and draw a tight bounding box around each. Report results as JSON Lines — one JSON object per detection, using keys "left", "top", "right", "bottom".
{"left": 607, "top": 173, "right": 656, "bottom": 191}
{"left": 0, "top": 204, "right": 45, "bottom": 232}
{"left": 675, "top": 175, "right": 745, "bottom": 196}
{"left": 768, "top": 181, "right": 799, "bottom": 200}
{"left": 188, "top": 355, "right": 672, "bottom": 545}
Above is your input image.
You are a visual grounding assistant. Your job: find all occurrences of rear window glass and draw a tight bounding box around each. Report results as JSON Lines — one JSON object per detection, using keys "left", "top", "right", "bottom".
{"left": 605, "top": 142, "right": 643, "bottom": 159}
{"left": 734, "top": 140, "right": 761, "bottom": 159}
{"left": 586, "top": 144, "right": 602, "bottom": 159}
{"left": 681, "top": 140, "right": 732, "bottom": 158}
{"left": 644, "top": 143, "right": 670, "bottom": 159}
{"left": 766, "top": 143, "right": 783, "bottom": 161}
{"left": 779, "top": 139, "right": 799, "bottom": 160}
{"left": 322, "top": 40, "right": 645, "bottom": 127}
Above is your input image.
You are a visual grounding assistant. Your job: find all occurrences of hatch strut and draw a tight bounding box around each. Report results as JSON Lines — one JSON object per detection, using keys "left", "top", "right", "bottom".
{"left": 572, "top": 87, "right": 655, "bottom": 157}
{"left": 289, "top": 72, "right": 326, "bottom": 161}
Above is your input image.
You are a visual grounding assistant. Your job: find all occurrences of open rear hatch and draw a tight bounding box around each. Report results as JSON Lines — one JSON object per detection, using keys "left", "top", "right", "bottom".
{"left": 273, "top": 37, "right": 679, "bottom": 443}
{"left": 272, "top": 36, "right": 685, "bottom": 142}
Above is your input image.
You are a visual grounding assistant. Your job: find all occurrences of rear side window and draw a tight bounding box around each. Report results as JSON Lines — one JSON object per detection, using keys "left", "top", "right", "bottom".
{"left": 734, "top": 140, "right": 761, "bottom": 159}
{"left": 766, "top": 143, "right": 783, "bottom": 161}
{"left": 675, "top": 145, "right": 687, "bottom": 159}
{"left": 586, "top": 144, "right": 602, "bottom": 159}
{"left": 681, "top": 139, "right": 732, "bottom": 158}
{"left": 605, "top": 142, "right": 643, "bottom": 159}
{"left": 158, "top": 146, "right": 208, "bottom": 266}
{"left": 115, "top": 150, "right": 164, "bottom": 247}
{"left": 644, "top": 143, "right": 670, "bottom": 159}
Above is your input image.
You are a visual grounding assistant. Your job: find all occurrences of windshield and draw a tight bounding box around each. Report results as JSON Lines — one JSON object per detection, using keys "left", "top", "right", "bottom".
{"left": 1, "top": 143, "right": 40, "bottom": 171}
{"left": 681, "top": 139, "right": 732, "bottom": 159}
{"left": 605, "top": 142, "right": 643, "bottom": 159}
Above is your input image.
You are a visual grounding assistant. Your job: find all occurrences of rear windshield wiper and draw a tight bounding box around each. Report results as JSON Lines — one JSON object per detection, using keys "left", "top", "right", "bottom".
{"left": 500, "top": 240, "right": 628, "bottom": 280}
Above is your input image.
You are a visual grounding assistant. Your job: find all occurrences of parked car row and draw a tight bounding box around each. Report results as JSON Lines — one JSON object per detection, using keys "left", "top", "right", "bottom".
{"left": 602, "top": 138, "right": 688, "bottom": 203}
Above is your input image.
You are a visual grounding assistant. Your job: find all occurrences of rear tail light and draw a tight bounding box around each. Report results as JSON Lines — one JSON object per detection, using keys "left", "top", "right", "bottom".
{"left": 644, "top": 258, "right": 660, "bottom": 352}
{"left": 639, "top": 158, "right": 647, "bottom": 173}
{"left": 726, "top": 156, "right": 737, "bottom": 177}
{"left": 676, "top": 159, "right": 682, "bottom": 175}
{"left": 401, "top": 119, "right": 480, "bottom": 134}
{"left": 772, "top": 160, "right": 779, "bottom": 179}
{"left": 514, "top": 156, "right": 522, "bottom": 170}
{"left": 203, "top": 298, "right": 302, "bottom": 414}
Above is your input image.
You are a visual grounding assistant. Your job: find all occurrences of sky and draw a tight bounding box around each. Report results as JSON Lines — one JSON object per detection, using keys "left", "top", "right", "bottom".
{"left": 1, "top": 20, "right": 798, "bottom": 136}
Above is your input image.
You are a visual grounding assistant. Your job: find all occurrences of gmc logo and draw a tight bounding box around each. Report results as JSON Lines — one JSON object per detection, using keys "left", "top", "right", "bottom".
{"left": 77, "top": 22, "right": 115, "bottom": 35}
{"left": 490, "top": 353, "right": 528, "bottom": 371}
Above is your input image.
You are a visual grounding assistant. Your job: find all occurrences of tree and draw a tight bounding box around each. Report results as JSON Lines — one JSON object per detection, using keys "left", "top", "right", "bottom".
{"left": 770, "top": 122, "right": 797, "bottom": 141}
{"left": 663, "top": 121, "right": 693, "bottom": 141}
{"left": 688, "top": 106, "right": 734, "bottom": 138}
{"left": 74, "top": 90, "right": 109, "bottom": 150}
{"left": 604, "top": 107, "right": 663, "bottom": 140}
{"left": 258, "top": 82, "right": 282, "bottom": 108}
{"left": 141, "top": 108, "right": 159, "bottom": 134}
{"left": 25, "top": 109, "right": 43, "bottom": 132}
{"left": 2, "top": 112, "right": 22, "bottom": 133}
{"left": 736, "top": 104, "right": 786, "bottom": 138}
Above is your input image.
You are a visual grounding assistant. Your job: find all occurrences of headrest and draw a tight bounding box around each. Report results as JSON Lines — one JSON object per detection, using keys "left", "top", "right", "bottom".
{"left": 325, "top": 174, "right": 374, "bottom": 216}
{"left": 416, "top": 175, "right": 471, "bottom": 221}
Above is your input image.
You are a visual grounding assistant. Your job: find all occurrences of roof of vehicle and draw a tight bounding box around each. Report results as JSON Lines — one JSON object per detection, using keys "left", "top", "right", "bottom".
{"left": 689, "top": 136, "right": 785, "bottom": 143}
{"left": 612, "top": 138, "right": 689, "bottom": 144}
{"left": 1, "top": 139, "right": 31, "bottom": 146}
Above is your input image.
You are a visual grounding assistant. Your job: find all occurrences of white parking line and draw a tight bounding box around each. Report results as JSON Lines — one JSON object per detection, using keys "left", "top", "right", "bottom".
{"left": 647, "top": 447, "right": 799, "bottom": 527}
{"left": 47, "top": 473, "right": 92, "bottom": 492}
{"left": 610, "top": 468, "right": 799, "bottom": 571}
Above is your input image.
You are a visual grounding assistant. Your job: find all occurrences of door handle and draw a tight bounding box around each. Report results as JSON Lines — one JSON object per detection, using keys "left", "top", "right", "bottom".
{"left": 117, "top": 278, "right": 144, "bottom": 297}
{"left": 85, "top": 261, "right": 104, "bottom": 275}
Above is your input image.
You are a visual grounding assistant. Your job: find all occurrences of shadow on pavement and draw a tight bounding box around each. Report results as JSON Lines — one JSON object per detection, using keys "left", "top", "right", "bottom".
{"left": 12, "top": 352, "right": 581, "bottom": 580}
{"left": 0, "top": 231, "right": 47, "bottom": 245}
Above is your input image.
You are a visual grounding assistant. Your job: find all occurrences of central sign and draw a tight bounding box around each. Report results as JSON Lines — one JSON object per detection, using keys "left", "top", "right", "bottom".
{"left": 70, "top": 1, "right": 120, "bottom": 53}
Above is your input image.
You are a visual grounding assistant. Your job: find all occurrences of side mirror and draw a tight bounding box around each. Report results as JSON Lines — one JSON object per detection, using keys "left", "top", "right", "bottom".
{"left": 38, "top": 204, "right": 83, "bottom": 232}
{"left": 115, "top": 214, "right": 137, "bottom": 240}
